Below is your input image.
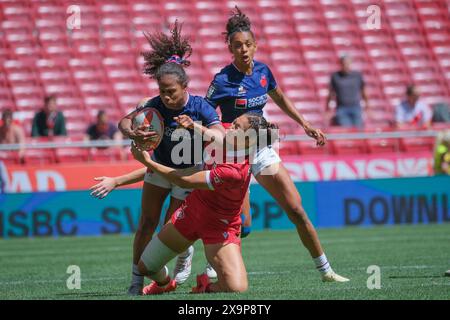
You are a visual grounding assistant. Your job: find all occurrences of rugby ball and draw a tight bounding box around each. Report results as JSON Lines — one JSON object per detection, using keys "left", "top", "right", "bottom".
{"left": 132, "top": 107, "right": 164, "bottom": 150}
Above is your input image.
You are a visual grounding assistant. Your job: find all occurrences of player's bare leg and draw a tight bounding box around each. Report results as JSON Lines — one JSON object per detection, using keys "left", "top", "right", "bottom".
{"left": 194, "top": 243, "right": 247, "bottom": 293}
{"left": 255, "top": 163, "right": 349, "bottom": 282}
{"left": 138, "top": 222, "right": 194, "bottom": 295}
{"left": 205, "top": 191, "right": 251, "bottom": 280}
{"left": 164, "top": 196, "right": 195, "bottom": 285}
{"left": 241, "top": 190, "right": 252, "bottom": 231}
{"left": 129, "top": 182, "right": 170, "bottom": 295}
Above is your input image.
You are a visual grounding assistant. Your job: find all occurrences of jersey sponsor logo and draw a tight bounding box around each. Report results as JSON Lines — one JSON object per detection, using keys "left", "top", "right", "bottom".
{"left": 260, "top": 74, "right": 267, "bottom": 88}
{"left": 248, "top": 94, "right": 268, "bottom": 108}
{"left": 234, "top": 94, "right": 268, "bottom": 110}
{"left": 235, "top": 98, "right": 247, "bottom": 109}
{"left": 175, "top": 208, "right": 185, "bottom": 220}
{"left": 237, "top": 85, "right": 246, "bottom": 96}
{"left": 164, "top": 126, "right": 192, "bottom": 139}
{"left": 213, "top": 174, "right": 222, "bottom": 185}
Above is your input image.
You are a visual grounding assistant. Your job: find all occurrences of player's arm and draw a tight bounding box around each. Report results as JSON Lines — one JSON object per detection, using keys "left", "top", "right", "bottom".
{"left": 118, "top": 109, "right": 158, "bottom": 145}
{"left": 130, "top": 144, "right": 212, "bottom": 190}
{"left": 268, "top": 87, "right": 326, "bottom": 146}
{"left": 90, "top": 167, "right": 147, "bottom": 199}
{"left": 326, "top": 83, "right": 336, "bottom": 112}
{"left": 174, "top": 115, "right": 225, "bottom": 144}
{"left": 118, "top": 98, "right": 159, "bottom": 144}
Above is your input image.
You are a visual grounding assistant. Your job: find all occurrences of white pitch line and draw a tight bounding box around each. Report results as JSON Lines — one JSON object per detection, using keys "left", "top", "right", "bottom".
{"left": 0, "top": 247, "right": 127, "bottom": 257}
{"left": 343, "top": 265, "right": 448, "bottom": 271}
{"left": 0, "top": 276, "right": 127, "bottom": 286}
{"left": 248, "top": 271, "right": 291, "bottom": 275}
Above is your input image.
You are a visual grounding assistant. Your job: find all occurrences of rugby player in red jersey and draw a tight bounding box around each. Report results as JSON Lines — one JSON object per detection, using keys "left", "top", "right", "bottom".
{"left": 129, "top": 112, "right": 276, "bottom": 294}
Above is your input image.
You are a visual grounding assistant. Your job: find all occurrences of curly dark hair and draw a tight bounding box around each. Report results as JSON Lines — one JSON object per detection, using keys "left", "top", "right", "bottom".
{"left": 223, "top": 6, "right": 255, "bottom": 43}
{"left": 141, "top": 20, "right": 192, "bottom": 86}
{"left": 245, "top": 112, "right": 279, "bottom": 146}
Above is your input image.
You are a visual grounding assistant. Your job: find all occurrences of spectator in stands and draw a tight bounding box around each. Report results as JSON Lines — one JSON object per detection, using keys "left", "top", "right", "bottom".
{"left": 31, "top": 96, "right": 67, "bottom": 137}
{"left": 86, "top": 110, "right": 125, "bottom": 159}
{"left": 431, "top": 101, "right": 450, "bottom": 123}
{"left": 396, "top": 85, "right": 432, "bottom": 128}
{"left": 0, "top": 109, "right": 25, "bottom": 161}
{"left": 86, "top": 110, "right": 122, "bottom": 141}
{"left": 326, "top": 54, "right": 369, "bottom": 128}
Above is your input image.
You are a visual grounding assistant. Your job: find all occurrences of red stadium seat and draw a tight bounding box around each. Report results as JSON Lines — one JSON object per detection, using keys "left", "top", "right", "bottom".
{"left": 400, "top": 136, "right": 436, "bottom": 153}
{"left": 57, "top": 97, "right": 85, "bottom": 110}
{"left": 366, "top": 138, "right": 401, "bottom": 154}
{"left": 66, "top": 120, "right": 88, "bottom": 136}
{"left": 1, "top": 3, "right": 33, "bottom": 21}
{"left": 330, "top": 139, "right": 369, "bottom": 155}
{"left": 22, "top": 148, "right": 56, "bottom": 165}
{"left": 278, "top": 141, "right": 301, "bottom": 157}
{"left": 89, "top": 147, "right": 123, "bottom": 162}
{"left": 83, "top": 96, "right": 118, "bottom": 110}
{"left": 297, "top": 140, "right": 331, "bottom": 156}
{"left": 0, "top": 150, "right": 20, "bottom": 165}
{"left": 55, "top": 147, "right": 89, "bottom": 163}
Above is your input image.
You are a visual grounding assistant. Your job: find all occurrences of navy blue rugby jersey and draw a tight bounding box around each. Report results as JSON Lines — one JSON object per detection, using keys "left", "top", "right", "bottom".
{"left": 137, "top": 94, "right": 221, "bottom": 168}
{"left": 205, "top": 60, "right": 277, "bottom": 123}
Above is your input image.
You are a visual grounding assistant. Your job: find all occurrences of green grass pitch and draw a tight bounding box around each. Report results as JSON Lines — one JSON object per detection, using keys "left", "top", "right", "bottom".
{"left": 0, "top": 224, "right": 449, "bottom": 300}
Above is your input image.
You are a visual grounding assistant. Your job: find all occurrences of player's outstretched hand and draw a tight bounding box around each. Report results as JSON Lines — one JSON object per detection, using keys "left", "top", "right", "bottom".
{"left": 90, "top": 176, "right": 117, "bottom": 199}
{"left": 304, "top": 125, "right": 327, "bottom": 147}
{"left": 132, "top": 125, "right": 159, "bottom": 144}
{"left": 174, "top": 115, "right": 195, "bottom": 130}
{"left": 130, "top": 142, "right": 152, "bottom": 166}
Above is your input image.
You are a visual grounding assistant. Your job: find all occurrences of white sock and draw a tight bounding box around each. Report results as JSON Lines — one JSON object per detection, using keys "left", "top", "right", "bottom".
{"left": 313, "top": 254, "right": 332, "bottom": 274}
{"left": 131, "top": 264, "right": 144, "bottom": 286}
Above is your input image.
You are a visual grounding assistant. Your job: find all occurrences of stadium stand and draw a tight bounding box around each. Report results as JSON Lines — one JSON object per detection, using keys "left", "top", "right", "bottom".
{"left": 0, "top": 0, "right": 449, "bottom": 162}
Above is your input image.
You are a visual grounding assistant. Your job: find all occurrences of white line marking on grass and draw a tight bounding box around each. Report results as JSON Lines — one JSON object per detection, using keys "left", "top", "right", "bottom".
{"left": 344, "top": 265, "right": 447, "bottom": 272}
{"left": 0, "top": 276, "right": 127, "bottom": 286}
{"left": 321, "top": 235, "right": 450, "bottom": 244}
{"left": 248, "top": 271, "right": 291, "bottom": 275}
{"left": 0, "top": 247, "right": 127, "bottom": 257}
{"left": 307, "top": 282, "right": 450, "bottom": 292}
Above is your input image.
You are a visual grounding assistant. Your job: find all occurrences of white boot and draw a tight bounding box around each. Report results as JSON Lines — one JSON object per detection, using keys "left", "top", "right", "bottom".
{"left": 205, "top": 262, "right": 218, "bottom": 279}
{"left": 173, "top": 246, "right": 194, "bottom": 285}
{"left": 321, "top": 270, "right": 350, "bottom": 282}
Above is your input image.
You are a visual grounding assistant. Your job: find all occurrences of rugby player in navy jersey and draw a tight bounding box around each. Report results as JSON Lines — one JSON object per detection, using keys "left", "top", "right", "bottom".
{"left": 92, "top": 22, "right": 224, "bottom": 295}
{"left": 204, "top": 7, "right": 348, "bottom": 282}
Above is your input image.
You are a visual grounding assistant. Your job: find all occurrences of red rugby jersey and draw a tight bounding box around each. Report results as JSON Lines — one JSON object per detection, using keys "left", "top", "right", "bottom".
{"left": 185, "top": 160, "right": 251, "bottom": 219}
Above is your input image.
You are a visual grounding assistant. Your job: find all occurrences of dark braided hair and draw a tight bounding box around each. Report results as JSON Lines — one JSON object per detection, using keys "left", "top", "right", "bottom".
{"left": 245, "top": 112, "right": 279, "bottom": 146}
{"left": 141, "top": 20, "right": 192, "bottom": 87}
{"left": 223, "top": 6, "right": 255, "bottom": 43}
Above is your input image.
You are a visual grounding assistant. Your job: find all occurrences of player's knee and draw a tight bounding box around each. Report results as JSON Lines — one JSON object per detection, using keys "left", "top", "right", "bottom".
{"left": 224, "top": 279, "right": 248, "bottom": 293}
{"left": 138, "top": 215, "right": 159, "bottom": 234}
{"left": 220, "top": 273, "right": 248, "bottom": 293}
{"left": 286, "top": 203, "right": 310, "bottom": 226}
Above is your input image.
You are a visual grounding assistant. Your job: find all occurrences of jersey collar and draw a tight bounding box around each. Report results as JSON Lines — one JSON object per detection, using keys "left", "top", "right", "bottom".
{"left": 183, "top": 91, "right": 190, "bottom": 107}
{"left": 232, "top": 61, "right": 255, "bottom": 76}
